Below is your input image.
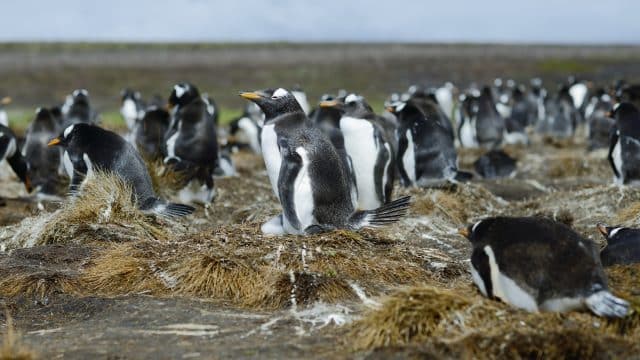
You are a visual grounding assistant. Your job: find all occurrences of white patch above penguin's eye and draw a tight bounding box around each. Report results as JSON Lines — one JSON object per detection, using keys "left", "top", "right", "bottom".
{"left": 272, "top": 88, "right": 288, "bottom": 99}
{"left": 64, "top": 124, "right": 75, "bottom": 139}
{"left": 174, "top": 85, "right": 187, "bottom": 98}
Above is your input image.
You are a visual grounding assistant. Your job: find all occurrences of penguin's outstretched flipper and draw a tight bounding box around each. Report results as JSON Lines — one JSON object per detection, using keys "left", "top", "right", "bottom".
{"left": 348, "top": 196, "right": 411, "bottom": 229}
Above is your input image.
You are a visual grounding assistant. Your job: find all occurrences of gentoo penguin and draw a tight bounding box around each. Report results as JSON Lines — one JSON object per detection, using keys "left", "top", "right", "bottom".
{"left": 0, "top": 124, "right": 32, "bottom": 193}
{"left": 387, "top": 100, "right": 472, "bottom": 187}
{"left": 608, "top": 103, "right": 640, "bottom": 185}
{"left": 120, "top": 88, "right": 145, "bottom": 131}
{"left": 503, "top": 86, "right": 530, "bottom": 145}
{"left": 459, "top": 217, "right": 629, "bottom": 317}
{"left": 473, "top": 150, "right": 517, "bottom": 179}
{"left": 291, "top": 86, "right": 311, "bottom": 115}
{"left": 64, "top": 89, "right": 96, "bottom": 127}
{"left": 133, "top": 105, "right": 170, "bottom": 160}
{"left": 319, "top": 93, "right": 395, "bottom": 209}
{"left": 240, "top": 88, "right": 410, "bottom": 235}
{"left": 22, "top": 108, "right": 62, "bottom": 196}
{"left": 165, "top": 83, "right": 219, "bottom": 204}
{"left": 0, "top": 96, "right": 11, "bottom": 127}
{"left": 597, "top": 224, "right": 640, "bottom": 266}
{"left": 48, "top": 123, "right": 193, "bottom": 217}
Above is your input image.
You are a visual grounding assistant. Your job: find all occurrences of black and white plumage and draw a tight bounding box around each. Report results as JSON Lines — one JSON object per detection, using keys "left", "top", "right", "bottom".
{"left": 319, "top": 93, "right": 395, "bottom": 210}
{"left": 240, "top": 88, "right": 410, "bottom": 235}
{"left": 0, "top": 124, "right": 31, "bottom": 193}
{"left": 597, "top": 224, "right": 640, "bottom": 267}
{"left": 388, "top": 100, "right": 471, "bottom": 187}
{"left": 48, "top": 123, "right": 193, "bottom": 217}
{"left": 473, "top": 150, "right": 517, "bottom": 179}
{"left": 608, "top": 103, "right": 640, "bottom": 185}
{"left": 460, "top": 217, "right": 629, "bottom": 318}
{"left": 165, "top": 83, "right": 219, "bottom": 204}
{"left": 120, "top": 88, "right": 145, "bottom": 131}
{"left": 22, "top": 108, "right": 62, "bottom": 196}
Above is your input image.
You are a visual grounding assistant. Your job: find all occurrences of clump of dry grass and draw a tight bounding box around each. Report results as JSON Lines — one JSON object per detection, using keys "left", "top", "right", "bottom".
{"left": 0, "top": 312, "right": 36, "bottom": 360}
{"left": 0, "top": 171, "right": 167, "bottom": 249}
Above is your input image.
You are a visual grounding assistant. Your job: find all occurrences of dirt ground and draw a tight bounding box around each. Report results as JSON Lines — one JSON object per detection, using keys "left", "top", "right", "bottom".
{"left": 0, "top": 43, "right": 640, "bottom": 359}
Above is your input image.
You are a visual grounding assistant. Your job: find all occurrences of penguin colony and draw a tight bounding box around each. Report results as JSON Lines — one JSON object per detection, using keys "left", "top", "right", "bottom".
{"left": 1, "top": 77, "right": 640, "bottom": 319}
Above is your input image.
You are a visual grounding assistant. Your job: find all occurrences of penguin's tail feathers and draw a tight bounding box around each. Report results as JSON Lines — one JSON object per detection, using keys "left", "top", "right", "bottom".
{"left": 348, "top": 196, "right": 411, "bottom": 229}
{"left": 147, "top": 199, "right": 195, "bottom": 218}
{"left": 585, "top": 290, "right": 629, "bottom": 318}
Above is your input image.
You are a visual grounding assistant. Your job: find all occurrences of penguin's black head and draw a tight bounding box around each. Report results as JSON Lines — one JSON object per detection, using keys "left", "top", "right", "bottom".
{"left": 168, "top": 83, "right": 200, "bottom": 110}
{"left": 239, "top": 88, "right": 303, "bottom": 121}
{"left": 47, "top": 123, "right": 86, "bottom": 148}
{"left": 458, "top": 219, "right": 491, "bottom": 243}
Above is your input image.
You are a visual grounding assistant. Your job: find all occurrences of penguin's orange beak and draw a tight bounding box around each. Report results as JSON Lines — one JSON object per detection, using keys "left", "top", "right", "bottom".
{"left": 47, "top": 137, "right": 61, "bottom": 147}
{"left": 0, "top": 96, "right": 11, "bottom": 105}
{"left": 239, "top": 92, "right": 262, "bottom": 100}
{"left": 319, "top": 100, "right": 339, "bottom": 108}
{"left": 458, "top": 227, "right": 470, "bottom": 238}
{"left": 597, "top": 223, "right": 608, "bottom": 237}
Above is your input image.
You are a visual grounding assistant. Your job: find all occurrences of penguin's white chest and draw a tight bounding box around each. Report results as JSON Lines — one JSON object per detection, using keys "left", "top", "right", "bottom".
{"left": 402, "top": 129, "right": 416, "bottom": 185}
{"left": 121, "top": 99, "right": 138, "bottom": 130}
{"left": 340, "top": 116, "right": 380, "bottom": 210}
{"left": 612, "top": 137, "right": 622, "bottom": 182}
{"left": 261, "top": 123, "right": 281, "bottom": 199}
{"left": 286, "top": 146, "right": 315, "bottom": 233}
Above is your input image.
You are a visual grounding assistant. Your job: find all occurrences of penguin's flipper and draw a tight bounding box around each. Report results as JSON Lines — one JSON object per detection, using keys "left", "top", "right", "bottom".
{"left": 348, "top": 195, "right": 411, "bottom": 229}
{"left": 585, "top": 290, "right": 629, "bottom": 318}
{"left": 277, "top": 140, "right": 302, "bottom": 232}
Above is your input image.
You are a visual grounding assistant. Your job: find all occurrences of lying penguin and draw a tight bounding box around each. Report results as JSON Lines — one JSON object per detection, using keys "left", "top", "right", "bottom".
{"left": 48, "top": 123, "right": 194, "bottom": 217}
{"left": 240, "top": 88, "right": 410, "bottom": 235}
{"left": 387, "top": 100, "right": 471, "bottom": 187}
{"left": 597, "top": 224, "right": 640, "bottom": 267}
{"left": 319, "top": 93, "right": 395, "bottom": 210}
{"left": 459, "top": 216, "right": 628, "bottom": 317}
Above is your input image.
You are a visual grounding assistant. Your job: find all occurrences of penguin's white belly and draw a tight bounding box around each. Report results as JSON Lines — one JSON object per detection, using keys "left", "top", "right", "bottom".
{"left": 341, "top": 117, "right": 380, "bottom": 210}
{"left": 261, "top": 123, "right": 281, "bottom": 199}
{"left": 121, "top": 99, "right": 138, "bottom": 130}
{"left": 484, "top": 245, "right": 538, "bottom": 312}
{"left": 460, "top": 119, "right": 478, "bottom": 147}
{"left": 285, "top": 147, "right": 315, "bottom": 234}
{"left": 613, "top": 139, "right": 622, "bottom": 182}
{"left": 238, "top": 117, "right": 261, "bottom": 154}
{"left": 403, "top": 129, "right": 416, "bottom": 185}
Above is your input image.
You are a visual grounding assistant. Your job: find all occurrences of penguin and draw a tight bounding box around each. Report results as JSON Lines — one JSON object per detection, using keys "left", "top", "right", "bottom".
{"left": 120, "top": 88, "right": 145, "bottom": 131}
{"left": 608, "top": 103, "right": 640, "bottom": 185}
{"left": 597, "top": 224, "right": 640, "bottom": 266}
{"left": 47, "top": 123, "right": 193, "bottom": 217}
{"left": 240, "top": 88, "right": 410, "bottom": 235}
{"left": 0, "top": 124, "right": 32, "bottom": 193}
{"left": 0, "top": 96, "right": 11, "bottom": 127}
{"left": 473, "top": 150, "right": 517, "bottom": 179}
{"left": 64, "top": 89, "right": 97, "bottom": 127}
{"left": 164, "top": 83, "right": 219, "bottom": 204}
{"left": 503, "top": 86, "right": 530, "bottom": 145}
{"left": 459, "top": 217, "right": 629, "bottom": 318}
{"left": 475, "top": 86, "right": 504, "bottom": 148}
{"left": 133, "top": 105, "right": 170, "bottom": 160}
{"left": 22, "top": 108, "right": 62, "bottom": 196}
{"left": 319, "top": 93, "right": 395, "bottom": 210}
{"left": 387, "top": 100, "right": 472, "bottom": 187}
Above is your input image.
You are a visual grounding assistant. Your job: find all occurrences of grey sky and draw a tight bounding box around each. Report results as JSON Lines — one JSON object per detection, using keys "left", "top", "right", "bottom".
{"left": 3, "top": 0, "right": 639, "bottom": 44}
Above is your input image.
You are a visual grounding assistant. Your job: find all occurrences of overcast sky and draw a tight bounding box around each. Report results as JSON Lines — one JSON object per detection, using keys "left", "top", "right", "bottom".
{"left": 3, "top": 0, "right": 639, "bottom": 44}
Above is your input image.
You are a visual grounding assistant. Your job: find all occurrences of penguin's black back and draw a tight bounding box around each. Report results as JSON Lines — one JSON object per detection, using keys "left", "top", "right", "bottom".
{"left": 469, "top": 217, "right": 607, "bottom": 301}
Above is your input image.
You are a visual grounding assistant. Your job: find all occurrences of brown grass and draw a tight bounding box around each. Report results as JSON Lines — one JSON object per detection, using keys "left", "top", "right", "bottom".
{"left": 0, "top": 312, "right": 36, "bottom": 360}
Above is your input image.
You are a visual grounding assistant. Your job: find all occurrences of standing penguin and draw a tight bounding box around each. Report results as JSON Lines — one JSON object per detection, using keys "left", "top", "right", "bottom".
{"left": 164, "top": 83, "right": 219, "bottom": 204}
{"left": 597, "top": 224, "right": 640, "bottom": 266}
{"left": 120, "top": 88, "right": 145, "bottom": 131}
{"left": 48, "top": 123, "right": 193, "bottom": 217}
{"left": 388, "top": 100, "right": 471, "bottom": 187}
{"left": 240, "top": 88, "right": 410, "bottom": 235}
{"left": 319, "top": 93, "right": 395, "bottom": 209}
{"left": 22, "top": 108, "right": 62, "bottom": 196}
{"left": 0, "top": 124, "right": 31, "bottom": 193}
{"left": 459, "top": 217, "right": 629, "bottom": 318}
{"left": 608, "top": 103, "right": 640, "bottom": 185}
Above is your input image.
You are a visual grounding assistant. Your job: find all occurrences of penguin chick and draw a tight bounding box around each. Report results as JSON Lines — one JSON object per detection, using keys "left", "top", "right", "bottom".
{"left": 48, "top": 123, "right": 193, "bottom": 217}
{"left": 460, "top": 217, "right": 629, "bottom": 318}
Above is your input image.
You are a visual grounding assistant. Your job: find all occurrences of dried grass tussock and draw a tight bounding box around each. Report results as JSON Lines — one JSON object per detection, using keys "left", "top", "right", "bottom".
{"left": 0, "top": 171, "right": 168, "bottom": 249}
